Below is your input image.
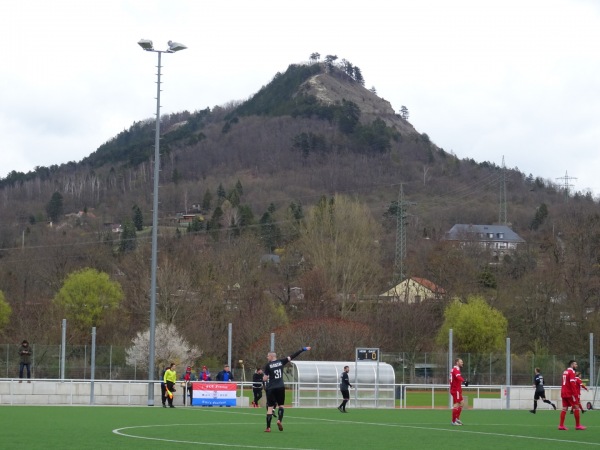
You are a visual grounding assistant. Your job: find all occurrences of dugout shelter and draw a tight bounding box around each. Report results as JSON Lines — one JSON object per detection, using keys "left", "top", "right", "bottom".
{"left": 288, "top": 360, "right": 395, "bottom": 408}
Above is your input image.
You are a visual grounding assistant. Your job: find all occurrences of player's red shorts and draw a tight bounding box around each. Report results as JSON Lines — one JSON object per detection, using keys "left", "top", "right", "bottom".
{"left": 451, "top": 391, "right": 463, "bottom": 404}
{"left": 561, "top": 397, "right": 577, "bottom": 408}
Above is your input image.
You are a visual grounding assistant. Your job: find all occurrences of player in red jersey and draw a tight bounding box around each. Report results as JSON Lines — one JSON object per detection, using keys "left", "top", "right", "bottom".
{"left": 574, "top": 372, "right": 588, "bottom": 414}
{"left": 558, "top": 360, "right": 585, "bottom": 430}
{"left": 450, "top": 358, "right": 468, "bottom": 425}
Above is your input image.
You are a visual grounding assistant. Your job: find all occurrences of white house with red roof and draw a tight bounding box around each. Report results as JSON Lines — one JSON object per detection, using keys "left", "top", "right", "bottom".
{"left": 379, "top": 277, "right": 446, "bottom": 303}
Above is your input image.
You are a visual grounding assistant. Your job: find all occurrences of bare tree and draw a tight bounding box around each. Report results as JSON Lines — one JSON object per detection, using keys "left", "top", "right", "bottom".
{"left": 297, "top": 195, "right": 383, "bottom": 316}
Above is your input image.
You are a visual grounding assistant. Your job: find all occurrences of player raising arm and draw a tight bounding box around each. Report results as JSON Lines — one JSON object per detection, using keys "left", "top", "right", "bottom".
{"left": 263, "top": 347, "right": 311, "bottom": 432}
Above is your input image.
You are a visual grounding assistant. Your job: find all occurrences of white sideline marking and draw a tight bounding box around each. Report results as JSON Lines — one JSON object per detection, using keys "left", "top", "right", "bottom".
{"left": 113, "top": 423, "right": 318, "bottom": 449}
{"left": 292, "top": 415, "right": 600, "bottom": 446}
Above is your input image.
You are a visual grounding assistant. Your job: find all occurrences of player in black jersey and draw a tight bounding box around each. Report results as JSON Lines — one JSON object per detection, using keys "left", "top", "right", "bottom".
{"left": 262, "top": 346, "right": 311, "bottom": 432}
{"left": 251, "top": 368, "right": 264, "bottom": 407}
{"left": 530, "top": 367, "right": 556, "bottom": 413}
{"left": 338, "top": 365, "right": 353, "bottom": 412}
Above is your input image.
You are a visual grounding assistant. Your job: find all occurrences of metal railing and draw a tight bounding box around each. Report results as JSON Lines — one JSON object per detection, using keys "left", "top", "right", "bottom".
{"left": 3, "top": 345, "right": 598, "bottom": 387}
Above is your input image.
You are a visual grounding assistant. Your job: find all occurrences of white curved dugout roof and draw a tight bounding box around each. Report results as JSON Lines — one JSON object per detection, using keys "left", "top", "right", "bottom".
{"left": 288, "top": 361, "right": 396, "bottom": 408}
{"left": 290, "top": 361, "right": 395, "bottom": 384}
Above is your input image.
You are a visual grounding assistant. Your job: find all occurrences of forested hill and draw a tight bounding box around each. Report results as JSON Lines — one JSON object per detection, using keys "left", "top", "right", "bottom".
{"left": 0, "top": 57, "right": 598, "bottom": 362}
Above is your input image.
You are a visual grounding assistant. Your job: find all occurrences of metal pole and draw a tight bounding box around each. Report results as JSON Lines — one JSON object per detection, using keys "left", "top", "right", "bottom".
{"left": 270, "top": 333, "right": 275, "bottom": 352}
{"left": 240, "top": 360, "right": 245, "bottom": 404}
{"left": 590, "top": 333, "right": 594, "bottom": 387}
{"left": 352, "top": 358, "right": 358, "bottom": 408}
{"left": 148, "top": 49, "right": 162, "bottom": 407}
{"left": 228, "top": 323, "right": 232, "bottom": 369}
{"left": 61, "top": 319, "right": 67, "bottom": 381}
{"left": 90, "top": 327, "right": 96, "bottom": 405}
{"left": 506, "top": 337, "right": 511, "bottom": 410}
{"left": 448, "top": 329, "right": 453, "bottom": 408}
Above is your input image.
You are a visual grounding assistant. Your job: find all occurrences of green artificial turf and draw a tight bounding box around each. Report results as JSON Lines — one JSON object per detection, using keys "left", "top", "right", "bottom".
{"left": 404, "top": 388, "right": 501, "bottom": 407}
{"left": 1, "top": 405, "right": 597, "bottom": 449}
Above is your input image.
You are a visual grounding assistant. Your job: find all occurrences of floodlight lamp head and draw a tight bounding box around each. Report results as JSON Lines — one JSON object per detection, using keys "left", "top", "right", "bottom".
{"left": 138, "top": 39, "right": 154, "bottom": 51}
{"left": 167, "top": 40, "right": 187, "bottom": 53}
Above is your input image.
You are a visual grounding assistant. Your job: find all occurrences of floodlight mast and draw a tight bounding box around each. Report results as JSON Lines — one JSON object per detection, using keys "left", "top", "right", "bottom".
{"left": 138, "top": 39, "right": 186, "bottom": 406}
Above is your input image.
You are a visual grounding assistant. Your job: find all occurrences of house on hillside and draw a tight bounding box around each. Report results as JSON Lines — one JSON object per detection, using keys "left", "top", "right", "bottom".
{"left": 379, "top": 277, "right": 446, "bottom": 303}
{"left": 444, "top": 224, "right": 525, "bottom": 258}
{"left": 175, "top": 213, "right": 204, "bottom": 225}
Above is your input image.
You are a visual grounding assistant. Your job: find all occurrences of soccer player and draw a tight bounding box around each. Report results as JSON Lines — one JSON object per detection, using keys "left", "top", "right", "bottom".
{"left": 558, "top": 360, "right": 585, "bottom": 430}
{"left": 252, "top": 368, "right": 264, "bottom": 407}
{"left": 338, "top": 365, "right": 353, "bottom": 413}
{"left": 530, "top": 367, "right": 556, "bottom": 413}
{"left": 574, "top": 371, "right": 588, "bottom": 414}
{"left": 450, "top": 358, "right": 468, "bottom": 426}
{"left": 263, "top": 346, "right": 311, "bottom": 432}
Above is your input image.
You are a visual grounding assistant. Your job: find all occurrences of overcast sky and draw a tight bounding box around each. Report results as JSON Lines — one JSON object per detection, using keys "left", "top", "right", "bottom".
{"left": 2, "top": 0, "right": 599, "bottom": 196}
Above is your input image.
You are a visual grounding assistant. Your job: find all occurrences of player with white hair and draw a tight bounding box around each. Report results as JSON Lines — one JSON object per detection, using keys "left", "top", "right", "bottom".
{"left": 262, "top": 347, "right": 311, "bottom": 432}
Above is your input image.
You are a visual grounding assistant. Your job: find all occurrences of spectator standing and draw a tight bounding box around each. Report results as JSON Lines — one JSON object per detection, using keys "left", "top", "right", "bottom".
{"left": 216, "top": 364, "right": 234, "bottom": 382}
{"left": 338, "top": 365, "right": 353, "bottom": 412}
{"left": 180, "top": 366, "right": 197, "bottom": 405}
{"left": 18, "top": 340, "right": 32, "bottom": 382}
{"left": 199, "top": 365, "right": 212, "bottom": 381}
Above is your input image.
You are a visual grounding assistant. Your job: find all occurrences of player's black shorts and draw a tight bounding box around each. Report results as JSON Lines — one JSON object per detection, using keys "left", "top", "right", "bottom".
{"left": 266, "top": 387, "right": 285, "bottom": 407}
{"left": 534, "top": 389, "right": 546, "bottom": 400}
{"left": 341, "top": 389, "right": 350, "bottom": 400}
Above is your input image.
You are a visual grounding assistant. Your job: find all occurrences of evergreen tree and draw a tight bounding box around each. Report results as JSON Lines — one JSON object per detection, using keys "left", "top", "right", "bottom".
{"left": 235, "top": 179, "right": 244, "bottom": 196}
{"left": 289, "top": 201, "right": 304, "bottom": 222}
{"left": 208, "top": 206, "right": 223, "bottom": 230}
{"left": 187, "top": 216, "right": 203, "bottom": 233}
{"left": 353, "top": 66, "right": 364, "bottom": 85}
{"left": 336, "top": 100, "right": 360, "bottom": 134}
{"left": 202, "top": 189, "right": 213, "bottom": 211}
{"left": 342, "top": 59, "right": 354, "bottom": 78}
{"left": 119, "top": 220, "right": 137, "bottom": 253}
{"left": 238, "top": 204, "right": 255, "bottom": 229}
{"left": 324, "top": 54, "right": 338, "bottom": 71}
{"left": 46, "top": 191, "right": 64, "bottom": 223}
{"left": 217, "top": 183, "right": 226, "bottom": 200}
{"left": 530, "top": 203, "right": 549, "bottom": 230}
{"left": 260, "top": 211, "right": 281, "bottom": 252}
{"left": 132, "top": 204, "right": 144, "bottom": 231}
{"left": 400, "top": 105, "right": 409, "bottom": 120}
{"left": 228, "top": 188, "right": 241, "bottom": 207}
